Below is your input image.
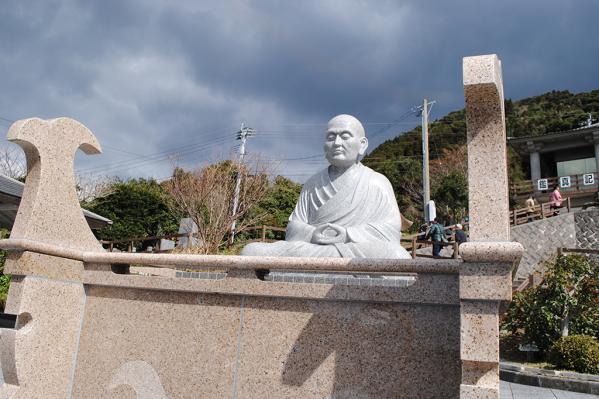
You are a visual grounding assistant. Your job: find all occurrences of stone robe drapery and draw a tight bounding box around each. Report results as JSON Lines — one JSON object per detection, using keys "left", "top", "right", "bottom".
{"left": 242, "top": 163, "right": 410, "bottom": 259}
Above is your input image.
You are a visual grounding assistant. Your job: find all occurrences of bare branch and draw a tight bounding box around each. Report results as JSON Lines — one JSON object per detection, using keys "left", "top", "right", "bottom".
{"left": 0, "top": 144, "right": 26, "bottom": 180}
{"left": 163, "top": 157, "right": 273, "bottom": 254}
{"left": 75, "top": 174, "right": 119, "bottom": 203}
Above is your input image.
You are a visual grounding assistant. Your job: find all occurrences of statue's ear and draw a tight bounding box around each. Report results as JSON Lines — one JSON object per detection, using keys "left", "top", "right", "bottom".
{"left": 359, "top": 137, "right": 368, "bottom": 156}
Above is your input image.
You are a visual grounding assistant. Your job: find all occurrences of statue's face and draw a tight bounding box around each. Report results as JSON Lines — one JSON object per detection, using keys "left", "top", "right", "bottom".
{"left": 324, "top": 117, "right": 368, "bottom": 168}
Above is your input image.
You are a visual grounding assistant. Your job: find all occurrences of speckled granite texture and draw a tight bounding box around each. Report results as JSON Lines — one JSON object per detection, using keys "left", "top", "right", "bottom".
{"left": 464, "top": 54, "right": 510, "bottom": 242}
{"left": 69, "top": 285, "right": 461, "bottom": 398}
{"left": 0, "top": 54, "right": 519, "bottom": 399}
{"left": 460, "top": 54, "right": 512, "bottom": 399}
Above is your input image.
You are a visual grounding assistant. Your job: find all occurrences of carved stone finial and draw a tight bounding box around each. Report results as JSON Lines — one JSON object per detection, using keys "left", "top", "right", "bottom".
{"left": 463, "top": 54, "right": 509, "bottom": 242}
{"left": 7, "top": 117, "right": 103, "bottom": 251}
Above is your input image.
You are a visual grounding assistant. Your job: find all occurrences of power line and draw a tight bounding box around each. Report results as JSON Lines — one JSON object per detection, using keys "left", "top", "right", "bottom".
{"left": 79, "top": 138, "right": 235, "bottom": 175}
{"left": 78, "top": 131, "right": 233, "bottom": 174}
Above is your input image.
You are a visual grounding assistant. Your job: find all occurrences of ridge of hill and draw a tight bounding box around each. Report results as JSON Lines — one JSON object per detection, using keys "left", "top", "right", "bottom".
{"left": 363, "top": 89, "right": 599, "bottom": 223}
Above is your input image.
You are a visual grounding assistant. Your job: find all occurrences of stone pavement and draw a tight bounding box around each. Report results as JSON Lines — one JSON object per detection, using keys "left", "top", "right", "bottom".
{"left": 501, "top": 381, "right": 599, "bottom": 398}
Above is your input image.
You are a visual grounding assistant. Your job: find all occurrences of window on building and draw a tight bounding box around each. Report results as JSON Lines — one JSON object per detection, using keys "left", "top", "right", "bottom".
{"left": 556, "top": 157, "right": 597, "bottom": 177}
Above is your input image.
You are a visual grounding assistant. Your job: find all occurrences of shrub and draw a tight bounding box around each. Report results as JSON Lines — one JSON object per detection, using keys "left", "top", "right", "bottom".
{"left": 549, "top": 335, "right": 599, "bottom": 374}
{"left": 502, "top": 255, "right": 599, "bottom": 351}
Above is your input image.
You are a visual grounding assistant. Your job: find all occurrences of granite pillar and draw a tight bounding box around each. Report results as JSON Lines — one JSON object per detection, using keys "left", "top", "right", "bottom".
{"left": 529, "top": 150, "right": 541, "bottom": 182}
{"left": 463, "top": 54, "right": 510, "bottom": 242}
{"left": 461, "top": 54, "right": 513, "bottom": 398}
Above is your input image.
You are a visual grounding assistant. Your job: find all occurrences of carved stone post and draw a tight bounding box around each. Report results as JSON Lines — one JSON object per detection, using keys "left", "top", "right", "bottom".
{"left": 460, "top": 55, "right": 517, "bottom": 398}
{"left": 1, "top": 118, "right": 103, "bottom": 398}
{"left": 464, "top": 54, "right": 509, "bottom": 242}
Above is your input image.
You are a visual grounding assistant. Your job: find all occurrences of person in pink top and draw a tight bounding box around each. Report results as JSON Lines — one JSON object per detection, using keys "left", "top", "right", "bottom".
{"left": 549, "top": 185, "right": 563, "bottom": 215}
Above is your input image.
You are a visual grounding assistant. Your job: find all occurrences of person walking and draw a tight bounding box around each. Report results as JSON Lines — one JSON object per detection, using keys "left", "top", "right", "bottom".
{"left": 427, "top": 218, "right": 445, "bottom": 258}
{"left": 454, "top": 224, "right": 467, "bottom": 245}
{"left": 549, "top": 185, "right": 563, "bottom": 216}
{"left": 525, "top": 195, "right": 537, "bottom": 223}
{"left": 452, "top": 223, "right": 468, "bottom": 258}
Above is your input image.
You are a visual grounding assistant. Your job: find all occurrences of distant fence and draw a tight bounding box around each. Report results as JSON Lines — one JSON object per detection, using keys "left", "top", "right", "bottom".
{"left": 242, "top": 225, "right": 286, "bottom": 243}
{"left": 100, "top": 225, "right": 287, "bottom": 252}
{"left": 400, "top": 237, "right": 460, "bottom": 259}
{"left": 557, "top": 247, "right": 599, "bottom": 256}
{"left": 509, "top": 197, "right": 571, "bottom": 226}
{"left": 100, "top": 232, "right": 195, "bottom": 252}
{"left": 101, "top": 224, "right": 466, "bottom": 260}
{"left": 510, "top": 174, "right": 598, "bottom": 201}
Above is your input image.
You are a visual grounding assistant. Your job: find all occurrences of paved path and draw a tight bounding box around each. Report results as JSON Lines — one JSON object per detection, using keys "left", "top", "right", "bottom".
{"left": 501, "top": 381, "right": 599, "bottom": 398}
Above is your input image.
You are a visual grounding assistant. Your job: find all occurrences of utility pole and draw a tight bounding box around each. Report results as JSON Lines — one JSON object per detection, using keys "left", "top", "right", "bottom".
{"left": 416, "top": 98, "right": 436, "bottom": 222}
{"left": 230, "top": 122, "right": 254, "bottom": 244}
{"left": 422, "top": 98, "right": 430, "bottom": 212}
{"left": 586, "top": 113, "right": 596, "bottom": 127}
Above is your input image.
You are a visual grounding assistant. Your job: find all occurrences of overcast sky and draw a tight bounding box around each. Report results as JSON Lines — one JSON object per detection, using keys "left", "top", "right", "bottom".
{"left": 1, "top": 0, "right": 598, "bottom": 182}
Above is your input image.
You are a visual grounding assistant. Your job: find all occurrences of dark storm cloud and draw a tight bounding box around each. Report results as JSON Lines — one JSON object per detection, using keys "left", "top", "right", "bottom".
{"left": 0, "top": 1, "right": 598, "bottom": 180}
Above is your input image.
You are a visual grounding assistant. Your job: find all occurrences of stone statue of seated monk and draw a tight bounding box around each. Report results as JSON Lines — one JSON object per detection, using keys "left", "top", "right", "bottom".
{"left": 242, "top": 114, "right": 410, "bottom": 259}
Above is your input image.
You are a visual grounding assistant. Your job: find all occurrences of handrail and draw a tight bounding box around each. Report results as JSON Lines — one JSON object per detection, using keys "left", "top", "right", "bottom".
{"left": 514, "top": 246, "right": 599, "bottom": 292}
{"left": 509, "top": 197, "right": 571, "bottom": 226}
{"left": 400, "top": 238, "right": 460, "bottom": 259}
{"left": 510, "top": 173, "right": 598, "bottom": 198}
{"left": 558, "top": 247, "right": 599, "bottom": 255}
{"left": 0, "top": 238, "right": 462, "bottom": 274}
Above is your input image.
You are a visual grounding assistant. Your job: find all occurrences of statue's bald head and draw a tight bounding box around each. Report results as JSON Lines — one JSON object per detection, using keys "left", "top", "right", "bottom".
{"left": 324, "top": 114, "right": 368, "bottom": 168}
{"left": 326, "top": 114, "right": 366, "bottom": 138}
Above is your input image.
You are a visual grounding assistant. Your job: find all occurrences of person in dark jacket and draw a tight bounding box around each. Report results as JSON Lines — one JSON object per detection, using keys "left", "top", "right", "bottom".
{"left": 427, "top": 219, "right": 444, "bottom": 257}
{"left": 454, "top": 223, "right": 467, "bottom": 245}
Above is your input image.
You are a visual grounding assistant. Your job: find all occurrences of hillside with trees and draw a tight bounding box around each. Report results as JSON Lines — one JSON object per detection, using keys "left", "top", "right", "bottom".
{"left": 363, "top": 89, "right": 599, "bottom": 224}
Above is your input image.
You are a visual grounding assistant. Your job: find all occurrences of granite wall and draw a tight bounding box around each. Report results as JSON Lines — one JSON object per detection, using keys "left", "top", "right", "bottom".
{"left": 511, "top": 209, "right": 599, "bottom": 280}
{"left": 0, "top": 54, "right": 518, "bottom": 398}
{"left": 510, "top": 213, "right": 576, "bottom": 280}
{"left": 575, "top": 209, "right": 599, "bottom": 249}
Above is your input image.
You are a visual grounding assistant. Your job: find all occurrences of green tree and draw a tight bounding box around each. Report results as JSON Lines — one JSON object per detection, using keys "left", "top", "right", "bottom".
{"left": 503, "top": 255, "right": 599, "bottom": 351}
{"left": 250, "top": 176, "right": 302, "bottom": 228}
{"left": 432, "top": 171, "right": 468, "bottom": 222}
{"left": 363, "top": 156, "right": 423, "bottom": 224}
{"left": 84, "top": 178, "right": 179, "bottom": 248}
{"left": 0, "top": 228, "right": 11, "bottom": 311}
{"left": 363, "top": 89, "right": 599, "bottom": 219}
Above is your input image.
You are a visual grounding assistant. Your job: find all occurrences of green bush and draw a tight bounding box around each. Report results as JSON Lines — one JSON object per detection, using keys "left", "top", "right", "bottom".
{"left": 0, "top": 273, "right": 10, "bottom": 311}
{"left": 549, "top": 335, "right": 599, "bottom": 374}
{"left": 502, "top": 255, "right": 599, "bottom": 351}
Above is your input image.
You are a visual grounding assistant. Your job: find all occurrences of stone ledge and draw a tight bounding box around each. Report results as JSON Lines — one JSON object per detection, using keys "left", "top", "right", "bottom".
{"left": 500, "top": 362, "right": 599, "bottom": 395}
{"left": 460, "top": 242, "right": 524, "bottom": 263}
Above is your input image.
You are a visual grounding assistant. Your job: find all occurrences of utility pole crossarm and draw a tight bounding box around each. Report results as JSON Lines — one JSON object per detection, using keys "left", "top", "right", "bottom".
{"left": 230, "top": 122, "right": 255, "bottom": 244}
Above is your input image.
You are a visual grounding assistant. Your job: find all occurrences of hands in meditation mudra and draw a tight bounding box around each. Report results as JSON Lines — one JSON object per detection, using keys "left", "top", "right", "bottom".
{"left": 241, "top": 114, "right": 410, "bottom": 259}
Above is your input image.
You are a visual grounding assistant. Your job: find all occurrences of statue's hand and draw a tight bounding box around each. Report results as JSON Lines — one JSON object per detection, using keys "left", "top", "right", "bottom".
{"left": 311, "top": 223, "right": 347, "bottom": 244}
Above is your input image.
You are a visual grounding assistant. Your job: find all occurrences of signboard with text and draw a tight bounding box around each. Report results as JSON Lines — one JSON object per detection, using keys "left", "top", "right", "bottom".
{"left": 583, "top": 173, "right": 595, "bottom": 185}
{"left": 537, "top": 179, "right": 548, "bottom": 191}
{"left": 559, "top": 176, "right": 571, "bottom": 188}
